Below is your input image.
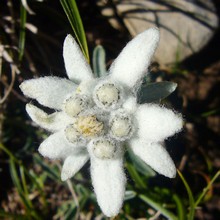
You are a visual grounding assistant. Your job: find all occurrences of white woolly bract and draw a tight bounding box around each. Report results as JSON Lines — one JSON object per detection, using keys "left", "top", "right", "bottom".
{"left": 134, "top": 104, "right": 183, "bottom": 142}
{"left": 110, "top": 28, "right": 159, "bottom": 89}
{"left": 122, "top": 97, "right": 138, "bottom": 114}
{"left": 63, "top": 35, "right": 93, "bottom": 83}
{"left": 26, "top": 104, "right": 72, "bottom": 132}
{"left": 129, "top": 140, "right": 176, "bottom": 178}
{"left": 75, "top": 79, "right": 97, "bottom": 96}
{"left": 20, "top": 27, "right": 184, "bottom": 218}
{"left": 20, "top": 76, "right": 76, "bottom": 110}
{"left": 38, "top": 131, "right": 80, "bottom": 160}
{"left": 61, "top": 154, "right": 89, "bottom": 181}
{"left": 88, "top": 145, "right": 126, "bottom": 217}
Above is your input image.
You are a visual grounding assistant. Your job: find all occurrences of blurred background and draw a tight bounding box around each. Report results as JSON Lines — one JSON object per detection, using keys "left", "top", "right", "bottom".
{"left": 0, "top": 0, "right": 219, "bottom": 219}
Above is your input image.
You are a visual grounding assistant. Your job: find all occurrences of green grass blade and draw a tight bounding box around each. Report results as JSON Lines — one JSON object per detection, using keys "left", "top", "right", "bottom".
{"left": 19, "top": 167, "right": 41, "bottom": 220}
{"left": 9, "top": 159, "right": 23, "bottom": 195}
{"left": 0, "top": 143, "right": 20, "bottom": 164}
{"left": 9, "top": 159, "right": 32, "bottom": 216}
{"left": 60, "top": 0, "right": 90, "bottom": 62}
{"left": 34, "top": 154, "right": 60, "bottom": 180}
{"left": 20, "top": 166, "right": 28, "bottom": 194}
{"left": 20, "top": 166, "right": 33, "bottom": 208}
{"left": 177, "top": 170, "right": 195, "bottom": 220}
{"left": 2, "top": 144, "right": 43, "bottom": 219}
{"left": 201, "top": 108, "right": 220, "bottom": 117}
{"left": 19, "top": 2, "right": 27, "bottom": 61}
{"left": 195, "top": 170, "right": 220, "bottom": 207}
{"left": 0, "top": 210, "right": 27, "bottom": 219}
{"left": 172, "top": 194, "right": 186, "bottom": 220}
{"left": 139, "top": 194, "right": 178, "bottom": 220}
{"left": 126, "top": 163, "right": 146, "bottom": 189}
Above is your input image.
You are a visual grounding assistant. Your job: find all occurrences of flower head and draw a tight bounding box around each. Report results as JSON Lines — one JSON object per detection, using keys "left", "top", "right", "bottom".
{"left": 20, "top": 27, "right": 183, "bottom": 217}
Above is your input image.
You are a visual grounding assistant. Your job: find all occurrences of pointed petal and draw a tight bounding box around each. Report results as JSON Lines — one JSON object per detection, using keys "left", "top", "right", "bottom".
{"left": 63, "top": 35, "right": 93, "bottom": 83}
{"left": 135, "top": 104, "right": 183, "bottom": 143}
{"left": 26, "top": 104, "right": 72, "bottom": 132}
{"left": 88, "top": 144, "right": 126, "bottom": 217}
{"left": 39, "top": 131, "right": 79, "bottom": 160}
{"left": 110, "top": 28, "right": 159, "bottom": 88}
{"left": 130, "top": 140, "right": 176, "bottom": 178}
{"left": 20, "top": 77, "right": 76, "bottom": 110}
{"left": 61, "top": 153, "right": 89, "bottom": 181}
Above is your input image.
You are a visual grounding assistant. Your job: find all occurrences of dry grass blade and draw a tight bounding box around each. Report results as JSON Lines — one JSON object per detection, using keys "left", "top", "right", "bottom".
{"left": 0, "top": 65, "right": 16, "bottom": 104}
{"left": 21, "top": 0, "right": 35, "bottom": 15}
{"left": 0, "top": 45, "right": 19, "bottom": 104}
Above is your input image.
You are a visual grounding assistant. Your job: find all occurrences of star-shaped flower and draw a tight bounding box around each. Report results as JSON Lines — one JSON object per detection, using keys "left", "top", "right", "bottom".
{"left": 20, "top": 27, "right": 183, "bottom": 217}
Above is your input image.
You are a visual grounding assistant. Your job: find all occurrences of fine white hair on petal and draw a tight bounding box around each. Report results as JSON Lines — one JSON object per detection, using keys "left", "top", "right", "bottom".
{"left": 26, "top": 103, "right": 72, "bottom": 132}
{"left": 63, "top": 35, "right": 94, "bottom": 83}
{"left": 109, "top": 27, "right": 160, "bottom": 89}
{"left": 39, "top": 131, "right": 79, "bottom": 160}
{"left": 20, "top": 76, "right": 76, "bottom": 110}
{"left": 122, "top": 96, "right": 138, "bottom": 114}
{"left": 61, "top": 153, "right": 89, "bottom": 181}
{"left": 75, "top": 79, "right": 97, "bottom": 96}
{"left": 129, "top": 140, "right": 176, "bottom": 178}
{"left": 134, "top": 104, "right": 183, "bottom": 143}
{"left": 88, "top": 143, "right": 126, "bottom": 217}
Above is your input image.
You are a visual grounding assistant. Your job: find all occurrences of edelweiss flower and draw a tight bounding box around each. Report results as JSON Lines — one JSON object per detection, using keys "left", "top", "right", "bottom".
{"left": 20, "top": 27, "right": 183, "bottom": 217}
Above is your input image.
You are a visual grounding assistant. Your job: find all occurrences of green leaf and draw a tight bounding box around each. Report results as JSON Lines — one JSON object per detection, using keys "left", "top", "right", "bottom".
{"left": 60, "top": 0, "right": 90, "bottom": 62}
{"left": 128, "top": 149, "right": 156, "bottom": 177}
{"left": 19, "top": 2, "right": 27, "bottom": 61}
{"left": 139, "top": 194, "right": 178, "bottom": 220}
{"left": 139, "top": 81, "right": 177, "bottom": 103}
{"left": 177, "top": 170, "right": 195, "bottom": 220}
{"left": 92, "top": 45, "right": 107, "bottom": 77}
{"left": 124, "top": 190, "right": 137, "bottom": 201}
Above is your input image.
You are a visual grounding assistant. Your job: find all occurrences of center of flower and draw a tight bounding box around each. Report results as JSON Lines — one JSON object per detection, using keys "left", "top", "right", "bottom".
{"left": 75, "top": 115, "right": 104, "bottom": 138}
